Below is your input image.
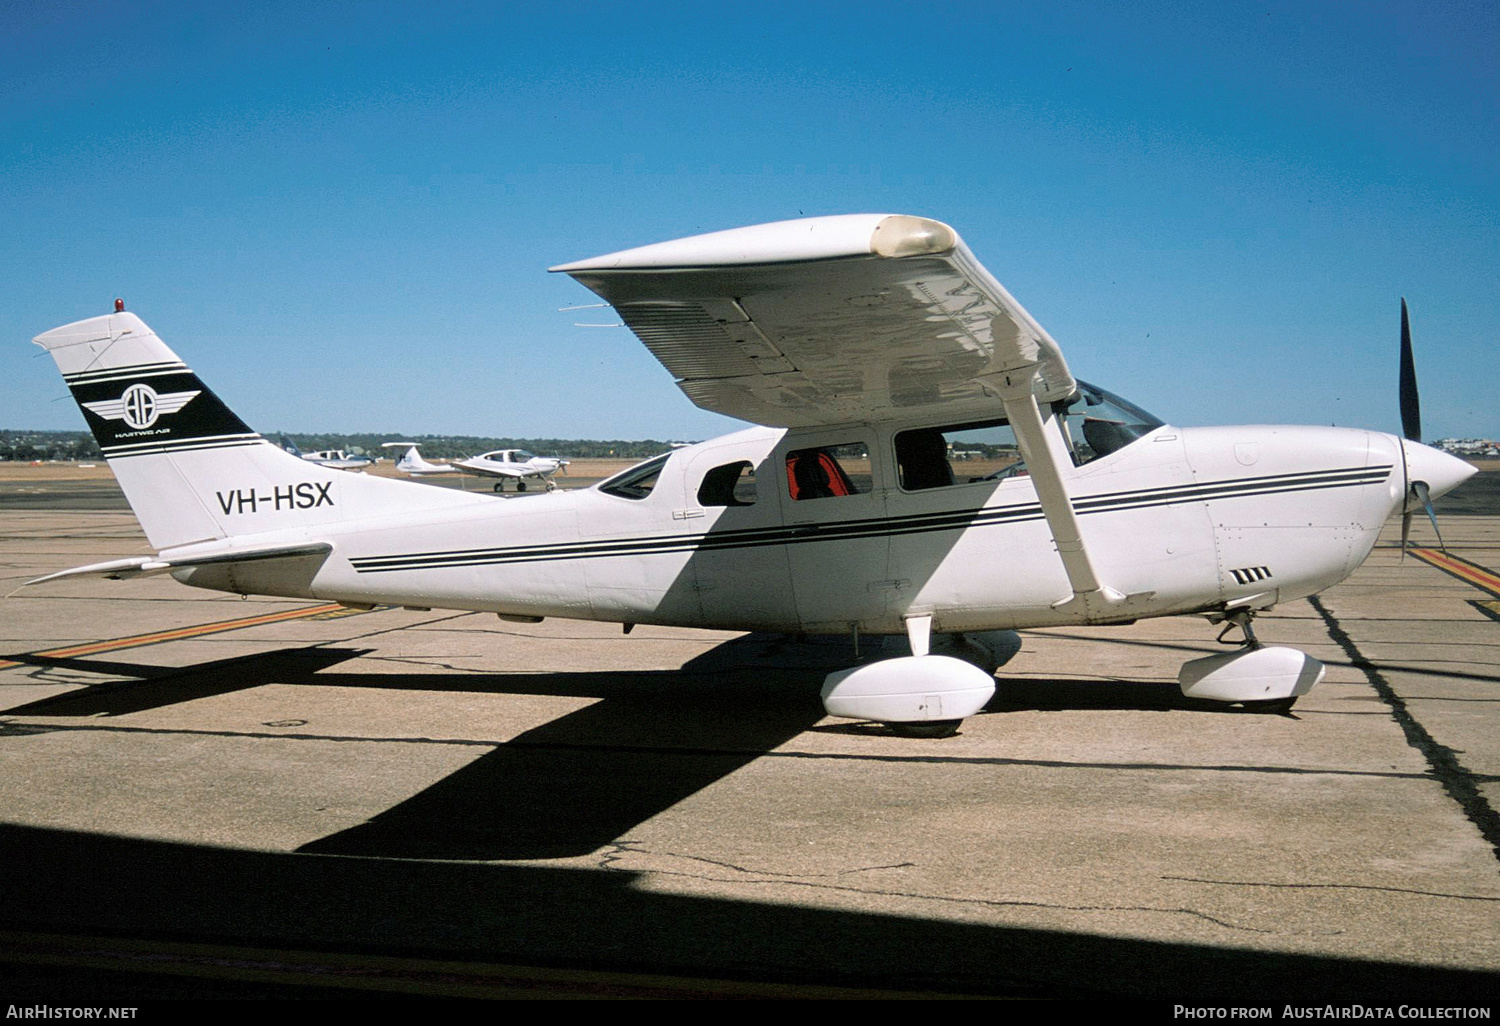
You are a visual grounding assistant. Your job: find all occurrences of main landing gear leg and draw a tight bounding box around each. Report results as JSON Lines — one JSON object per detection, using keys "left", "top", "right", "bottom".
{"left": 1178, "top": 609, "right": 1324, "bottom": 713}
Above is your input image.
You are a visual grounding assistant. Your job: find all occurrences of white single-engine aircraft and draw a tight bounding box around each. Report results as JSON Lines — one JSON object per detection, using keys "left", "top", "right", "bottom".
{"left": 279, "top": 436, "right": 375, "bottom": 472}
{"left": 27, "top": 215, "right": 1474, "bottom": 736}
{"left": 453, "top": 448, "right": 570, "bottom": 492}
{"left": 383, "top": 441, "right": 459, "bottom": 476}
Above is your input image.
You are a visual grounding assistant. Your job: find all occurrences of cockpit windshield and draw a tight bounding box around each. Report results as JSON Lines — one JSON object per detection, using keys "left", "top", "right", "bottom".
{"left": 1053, "top": 381, "right": 1163, "bottom": 465}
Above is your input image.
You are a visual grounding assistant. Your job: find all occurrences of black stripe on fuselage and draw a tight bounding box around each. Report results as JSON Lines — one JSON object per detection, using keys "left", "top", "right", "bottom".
{"left": 349, "top": 464, "right": 1393, "bottom": 574}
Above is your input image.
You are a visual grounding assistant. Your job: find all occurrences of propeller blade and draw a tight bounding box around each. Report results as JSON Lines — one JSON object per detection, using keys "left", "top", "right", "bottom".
{"left": 1398, "top": 297, "right": 1421, "bottom": 443}
{"left": 1414, "top": 480, "right": 1446, "bottom": 550}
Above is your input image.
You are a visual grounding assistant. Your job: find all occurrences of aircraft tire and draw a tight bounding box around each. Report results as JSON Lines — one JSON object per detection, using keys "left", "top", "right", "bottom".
{"left": 1239, "top": 697, "right": 1297, "bottom": 714}
{"left": 517, "top": 481, "right": 527, "bottom": 492}
{"left": 493, "top": 483, "right": 504, "bottom": 493}
{"left": 887, "top": 719, "right": 963, "bottom": 739}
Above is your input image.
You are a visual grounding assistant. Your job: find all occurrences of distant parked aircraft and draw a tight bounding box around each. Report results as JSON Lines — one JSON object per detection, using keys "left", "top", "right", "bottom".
{"left": 383, "top": 442, "right": 458, "bottom": 476}
{"left": 280, "top": 436, "right": 373, "bottom": 471}
{"left": 452, "top": 449, "right": 570, "bottom": 492}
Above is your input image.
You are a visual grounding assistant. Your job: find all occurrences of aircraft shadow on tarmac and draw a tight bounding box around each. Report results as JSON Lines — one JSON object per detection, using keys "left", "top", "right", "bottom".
{"left": 2, "top": 819, "right": 1497, "bottom": 1001}
{"left": 2, "top": 647, "right": 370, "bottom": 718}
{"left": 4, "top": 636, "right": 830, "bottom": 861}
{"left": 5, "top": 636, "right": 1500, "bottom": 999}
{"left": 3, "top": 632, "right": 1353, "bottom": 861}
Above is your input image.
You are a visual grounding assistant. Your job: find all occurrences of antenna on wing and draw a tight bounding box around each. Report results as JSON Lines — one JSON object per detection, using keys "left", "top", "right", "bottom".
{"left": 561, "top": 300, "right": 621, "bottom": 327}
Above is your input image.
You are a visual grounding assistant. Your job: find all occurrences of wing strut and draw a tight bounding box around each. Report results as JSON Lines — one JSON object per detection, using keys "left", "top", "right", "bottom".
{"left": 982, "top": 370, "right": 1127, "bottom": 618}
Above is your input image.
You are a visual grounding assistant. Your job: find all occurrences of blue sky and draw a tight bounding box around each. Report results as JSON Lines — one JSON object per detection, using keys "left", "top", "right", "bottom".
{"left": 4, "top": 0, "right": 1496, "bottom": 443}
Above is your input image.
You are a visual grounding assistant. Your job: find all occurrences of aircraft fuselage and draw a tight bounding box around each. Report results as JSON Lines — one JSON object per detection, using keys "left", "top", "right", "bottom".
{"left": 173, "top": 419, "right": 1423, "bottom": 636}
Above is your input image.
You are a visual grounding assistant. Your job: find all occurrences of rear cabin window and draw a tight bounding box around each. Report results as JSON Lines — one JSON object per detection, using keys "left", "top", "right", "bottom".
{"left": 785, "top": 445, "right": 868, "bottom": 500}
{"left": 598, "top": 453, "right": 669, "bottom": 500}
{"left": 697, "top": 461, "right": 756, "bottom": 506}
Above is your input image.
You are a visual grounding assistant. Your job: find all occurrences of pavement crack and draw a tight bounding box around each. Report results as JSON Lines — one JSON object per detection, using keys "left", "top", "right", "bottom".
{"left": 596, "top": 843, "right": 1295, "bottom": 935}
{"left": 1162, "top": 875, "right": 1500, "bottom": 902}
{"left": 360, "top": 655, "right": 493, "bottom": 674}
{"left": 598, "top": 842, "right": 912, "bottom": 881}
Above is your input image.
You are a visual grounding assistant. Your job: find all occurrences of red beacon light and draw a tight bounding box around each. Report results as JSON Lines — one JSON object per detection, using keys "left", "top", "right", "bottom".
{"left": 114, "top": 298, "right": 125, "bottom": 312}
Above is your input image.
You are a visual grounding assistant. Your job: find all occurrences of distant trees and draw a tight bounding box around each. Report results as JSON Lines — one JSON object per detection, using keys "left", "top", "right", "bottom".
{"left": 0, "top": 429, "right": 681, "bottom": 462}
{"left": 0, "top": 431, "right": 101, "bottom": 461}
{"left": 275, "top": 433, "right": 679, "bottom": 460}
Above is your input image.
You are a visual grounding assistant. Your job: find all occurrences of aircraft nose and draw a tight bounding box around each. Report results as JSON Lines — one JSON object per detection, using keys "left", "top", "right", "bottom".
{"left": 1401, "top": 439, "right": 1477, "bottom": 502}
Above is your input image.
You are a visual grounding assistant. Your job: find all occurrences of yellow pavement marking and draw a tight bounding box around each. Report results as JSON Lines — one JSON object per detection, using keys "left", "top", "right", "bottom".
{"left": 1408, "top": 548, "right": 1500, "bottom": 600}
{"left": 0, "top": 602, "right": 372, "bottom": 670}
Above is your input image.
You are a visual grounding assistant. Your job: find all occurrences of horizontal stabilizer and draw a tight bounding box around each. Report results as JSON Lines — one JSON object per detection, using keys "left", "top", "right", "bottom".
{"left": 26, "top": 542, "right": 333, "bottom": 586}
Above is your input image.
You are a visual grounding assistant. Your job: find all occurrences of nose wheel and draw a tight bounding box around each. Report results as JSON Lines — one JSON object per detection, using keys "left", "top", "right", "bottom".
{"left": 1180, "top": 609, "right": 1322, "bottom": 711}
{"left": 1239, "top": 696, "right": 1298, "bottom": 714}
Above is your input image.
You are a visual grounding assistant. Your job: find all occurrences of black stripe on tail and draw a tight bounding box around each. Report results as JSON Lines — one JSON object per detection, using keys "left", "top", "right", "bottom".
{"left": 68, "top": 371, "right": 257, "bottom": 455}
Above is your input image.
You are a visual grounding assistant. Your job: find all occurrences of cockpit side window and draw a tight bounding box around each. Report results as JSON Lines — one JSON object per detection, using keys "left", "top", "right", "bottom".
{"left": 894, "top": 419, "right": 1024, "bottom": 490}
{"left": 598, "top": 453, "right": 670, "bottom": 500}
{"left": 698, "top": 461, "right": 756, "bottom": 506}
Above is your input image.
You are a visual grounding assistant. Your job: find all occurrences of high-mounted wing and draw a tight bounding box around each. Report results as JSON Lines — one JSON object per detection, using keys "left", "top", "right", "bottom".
{"left": 551, "top": 214, "right": 1075, "bottom": 428}
{"left": 557, "top": 215, "right": 1131, "bottom": 616}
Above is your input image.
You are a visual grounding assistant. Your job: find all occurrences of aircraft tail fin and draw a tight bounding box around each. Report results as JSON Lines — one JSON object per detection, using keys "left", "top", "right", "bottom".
{"left": 33, "top": 310, "right": 483, "bottom": 551}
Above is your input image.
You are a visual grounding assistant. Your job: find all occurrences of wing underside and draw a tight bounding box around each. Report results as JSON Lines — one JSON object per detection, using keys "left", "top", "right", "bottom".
{"left": 553, "top": 214, "right": 1074, "bottom": 428}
